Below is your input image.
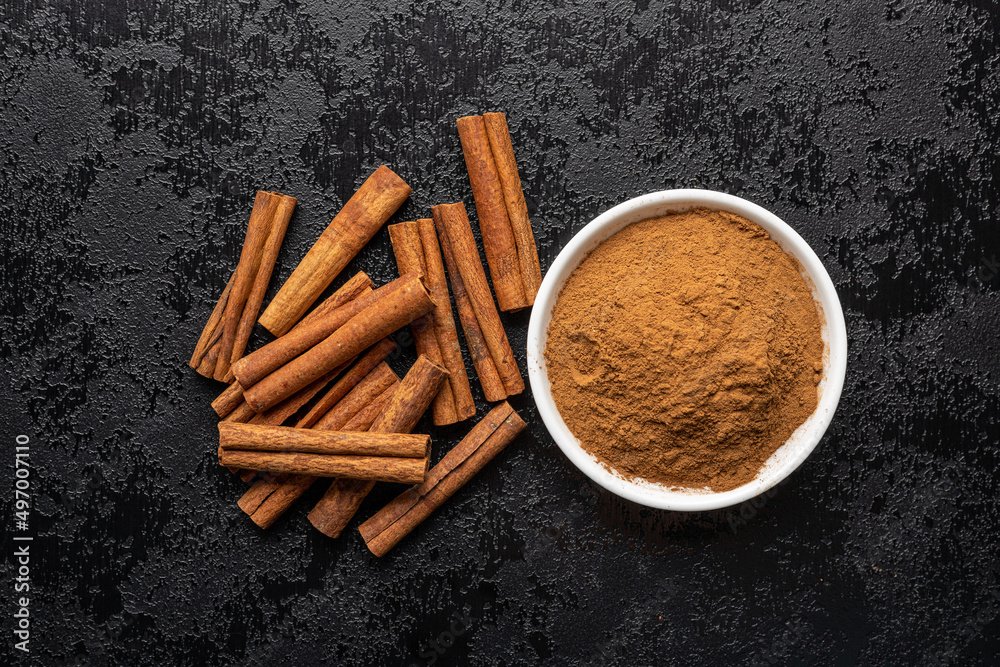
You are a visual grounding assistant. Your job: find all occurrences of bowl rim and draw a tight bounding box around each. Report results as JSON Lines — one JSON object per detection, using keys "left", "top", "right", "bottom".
{"left": 526, "top": 189, "right": 847, "bottom": 512}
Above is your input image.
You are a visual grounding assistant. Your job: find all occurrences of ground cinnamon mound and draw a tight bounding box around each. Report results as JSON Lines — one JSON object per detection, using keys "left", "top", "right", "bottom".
{"left": 545, "top": 208, "right": 823, "bottom": 492}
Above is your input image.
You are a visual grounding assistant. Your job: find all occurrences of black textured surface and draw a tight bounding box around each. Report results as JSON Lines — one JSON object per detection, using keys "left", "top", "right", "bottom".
{"left": 2, "top": 1, "right": 998, "bottom": 665}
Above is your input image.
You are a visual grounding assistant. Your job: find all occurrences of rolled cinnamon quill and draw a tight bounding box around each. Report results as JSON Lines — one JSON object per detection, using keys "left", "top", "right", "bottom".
{"left": 190, "top": 273, "right": 234, "bottom": 376}
{"left": 189, "top": 191, "right": 296, "bottom": 381}
{"left": 291, "top": 271, "right": 373, "bottom": 332}
{"left": 416, "top": 219, "right": 477, "bottom": 419}
{"left": 436, "top": 217, "right": 506, "bottom": 402}
{"left": 238, "top": 360, "right": 400, "bottom": 529}
{"left": 436, "top": 213, "right": 505, "bottom": 402}
{"left": 308, "top": 355, "right": 448, "bottom": 538}
{"left": 241, "top": 274, "right": 433, "bottom": 413}
{"left": 432, "top": 202, "right": 523, "bottom": 399}
{"left": 220, "top": 423, "right": 429, "bottom": 459}
{"left": 230, "top": 271, "right": 377, "bottom": 389}
{"left": 456, "top": 115, "right": 526, "bottom": 312}
{"left": 388, "top": 220, "right": 476, "bottom": 425}
{"left": 359, "top": 401, "right": 525, "bottom": 557}
{"left": 297, "top": 341, "right": 397, "bottom": 429}
{"left": 259, "top": 166, "right": 411, "bottom": 336}
{"left": 190, "top": 192, "right": 296, "bottom": 380}
{"left": 312, "top": 361, "right": 399, "bottom": 431}
{"left": 457, "top": 113, "right": 541, "bottom": 310}
{"left": 212, "top": 380, "right": 245, "bottom": 419}
{"left": 237, "top": 473, "right": 314, "bottom": 529}
{"left": 220, "top": 363, "right": 345, "bottom": 480}
{"left": 482, "top": 112, "right": 542, "bottom": 304}
{"left": 224, "top": 194, "right": 298, "bottom": 381}
{"left": 219, "top": 449, "right": 429, "bottom": 484}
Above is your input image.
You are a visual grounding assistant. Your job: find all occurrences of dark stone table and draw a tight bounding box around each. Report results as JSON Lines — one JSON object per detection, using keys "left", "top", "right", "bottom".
{"left": 2, "top": 1, "right": 997, "bottom": 664}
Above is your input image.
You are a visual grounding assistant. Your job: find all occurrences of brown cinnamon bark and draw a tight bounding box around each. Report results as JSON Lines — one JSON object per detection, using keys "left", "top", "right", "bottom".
{"left": 359, "top": 401, "right": 526, "bottom": 557}
{"left": 224, "top": 401, "right": 257, "bottom": 424}
{"left": 226, "top": 194, "right": 298, "bottom": 381}
{"left": 214, "top": 192, "right": 290, "bottom": 381}
{"left": 238, "top": 473, "right": 314, "bottom": 528}
{"left": 417, "top": 219, "right": 477, "bottom": 421}
{"left": 434, "top": 211, "right": 506, "bottom": 402}
{"left": 312, "top": 362, "right": 399, "bottom": 430}
{"left": 432, "top": 202, "right": 523, "bottom": 398}
{"left": 212, "top": 381, "right": 245, "bottom": 419}
{"left": 388, "top": 221, "right": 456, "bottom": 425}
{"left": 195, "top": 335, "right": 224, "bottom": 377}
{"left": 434, "top": 209, "right": 506, "bottom": 402}
{"left": 369, "top": 357, "right": 448, "bottom": 434}
{"left": 482, "top": 112, "right": 542, "bottom": 304}
{"left": 238, "top": 361, "right": 399, "bottom": 529}
{"left": 248, "top": 364, "right": 345, "bottom": 427}
{"left": 291, "top": 271, "right": 372, "bottom": 332}
{"left": 219, "top": 423, "right": 429, "bottom": 458}
{"left": 189, "top": 191, "right": 296, "bottom": 380}
{"left": 297, "top": 341, "right": 397, "bottom": 429}
{"left": 223, "top": 362, "right": 345, "bottom": 480}
{"left": 259, "top": 166, "right": 411, "bottom": 336}
{"left": 219, "top": 449, "right": 429, "bottom": 484}
{"left": 190, "top": 272, "right": 234, "bottom": 372}
{"left": 456, "top": 116, "right": 528, "bottom": 312}
{"left": 231, "top": 275, "right": 387, "bottom": 389}
{"left": 242, "top": 274, "right": 433, "bottom": 412}
{"left": 342, "top": 383, "right": 397, "bottom": 430}
{"left": 308, "top": 356, "right": 448, "bottom": 538}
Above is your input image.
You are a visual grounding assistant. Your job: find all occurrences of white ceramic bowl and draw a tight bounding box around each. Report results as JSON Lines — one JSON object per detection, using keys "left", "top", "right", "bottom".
{"left": 526, "top": 189, "right": 847, "bottom": 511}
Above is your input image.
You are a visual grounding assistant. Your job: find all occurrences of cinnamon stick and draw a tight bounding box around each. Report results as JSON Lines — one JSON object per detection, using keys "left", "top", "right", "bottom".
{"left": 291, "top": 271, "right": 373, "bottom": 332}
{"left": 342, "top": 383, "right": 397, "bottom": 430}
{"left": 456, "top": 115, "right": 528, "bottom": 312}
{"left": 359, "top": 401, "right": 526, "bottom": 557}
{"left": 195, "top": 333, "right": 224, "bottom": 377}
{"left": 368, "top": 357, "right": 448, "bottom": 434}
{"left": 220, "top": 363, "right": 344, "bottom": 479}
{"left": 190, "top": 272, "right": 234, "bottom": 371}
{"left": 296, "top": 340, "right": 397, "bottom": 429}
{"left": 231, "top": 272, "right": 379, "bottom": 389}
{"left": 312, "top": 362, "right": 399, "bottom": 431}
{"left": 227, "top": 194, "right": 297, "bottom": 380}
{"left": 432, "top": 202, "right": 523, "bottom": 398}
{"left": 417, "top": 218, "right": 477, "bottom": 422}
{"left": 388, "top": 221, "right": 460, "bottom": 425}
{"left": 238, "top": 473, "right": 314, "bottom": 528}
{"left": 219, "top": 393, "right": 256, "bottom": 476}
{"left": 189, "top": 191, "right": 296, "bottom": 380}
{"left": 248, "top": 364, "right": 345, "bottom": 427}
{"left": 224, "top": 401, "right": 257, "bottom": 424}
{"left": 482, "top": 112, "right": 542, "bottom": 303}
{"left": 214, "top": 191, "right": 292, "bottom": 381}
{"left": 220, "top": 423, "right": 429, "bottom": 459}
{"left": 238, "top": 361, "right": 399, "bottom": 529}
{"left": 212, "top": 381, "right": 244, "bottom": 419}
{"left": 219, "top": 449, "right": 429, "bottom": 484}
{"left": 308, "top": 356, "right": 448, "bottom": 538}
{"left": 435, "top": 212, "right": 506, "bottom": 402}
{"left": 241, "top": 274, "right": 433, "bottom": 412}
{"left": 259, "top": 166, "right": 411, "bottom": 336}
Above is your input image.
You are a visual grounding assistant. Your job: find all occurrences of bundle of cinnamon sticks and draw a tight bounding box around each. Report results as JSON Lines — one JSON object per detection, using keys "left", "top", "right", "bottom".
{"left": 189, "top": 111, "right": 536, "bottom": 556}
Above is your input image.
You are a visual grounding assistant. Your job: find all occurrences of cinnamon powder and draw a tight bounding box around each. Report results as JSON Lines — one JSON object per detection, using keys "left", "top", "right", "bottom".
{"left": 545, "top": 208, "right": 824, "bottom": 492}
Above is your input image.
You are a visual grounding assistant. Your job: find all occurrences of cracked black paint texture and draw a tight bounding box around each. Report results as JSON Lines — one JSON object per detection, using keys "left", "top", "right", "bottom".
{"left": 1, "top": 0, "right": 998, "bottom": 665}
